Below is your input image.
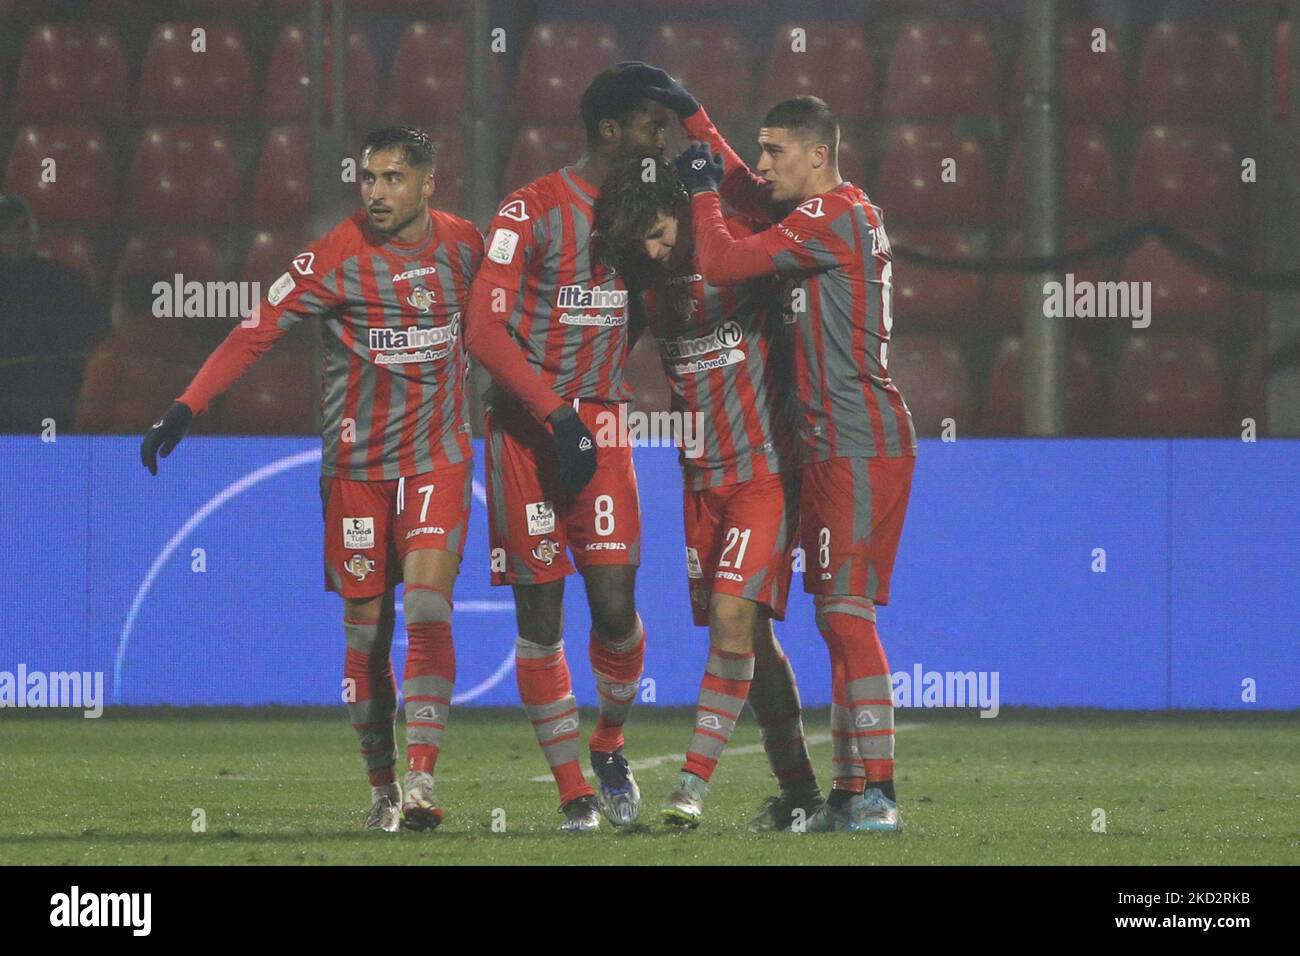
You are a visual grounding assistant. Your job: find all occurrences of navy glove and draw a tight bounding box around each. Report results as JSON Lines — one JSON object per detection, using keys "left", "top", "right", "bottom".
{"left": 674, "top": 142, "right": 724, "bottom": 196}
{"left": 547, "top": 406, "right": 598, "bottom": 497}
{"left": 616, "top": 60, "right": 700, "bottom": 118}
{"left": 141, "top": 401, "right": 193, "bottom": 476}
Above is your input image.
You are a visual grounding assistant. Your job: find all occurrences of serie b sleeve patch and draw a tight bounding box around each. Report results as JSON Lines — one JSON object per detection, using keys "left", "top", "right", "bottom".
{"left": 488, "top": 228, "right": 520, "bottom": 265}
{"left": 268, "top": 271, "right": 296, "bottom": 306}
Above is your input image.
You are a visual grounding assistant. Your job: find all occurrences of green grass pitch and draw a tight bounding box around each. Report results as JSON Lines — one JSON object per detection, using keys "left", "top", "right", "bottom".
{"left": 1, "top": 707, "right": 1296, "bottom": 865}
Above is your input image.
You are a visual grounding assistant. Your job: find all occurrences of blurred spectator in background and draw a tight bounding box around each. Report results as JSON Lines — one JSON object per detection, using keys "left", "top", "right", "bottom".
{"left": 0, "top": 193, "right": 106, "bottom": 433}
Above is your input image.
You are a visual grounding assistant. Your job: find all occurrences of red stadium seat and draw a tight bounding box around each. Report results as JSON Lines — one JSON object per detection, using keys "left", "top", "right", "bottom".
{"left": 1107, "top": 334, "right": 1229, "bottom": 435}
{"left": 386, "top": 21, "right": 467, "bottom": 126}
{"left": 36, "top": 230, "right": 102, "bottom": 294}
{"left": 643, "top": 23, "right": 751, "bottom": 122}
{"left": 136, "top": 22, "right": 253, "bottom": 122}
{"left": 241, "top": 229, "right": 310, "bottom": 285}
{"left": 502, "top": 125, "right": 587, "bottom": 193}
{"left": 1002, "top": 127, "right": 1119, "bottom": 223}
{"left": 625, "top": 335, "right": 671, "bottom": 415}
{"left": 836, "top": 127, "right": 869, "bottom": 192}
{"left": 92, "top": 0, "right": 264, "bottom": 12}
{"left": 761, "top": 22, "right": 873, "bottom": 121}
{"left": 262, "top": 23, "right": 380, "bottom": 124}
{"left": 976, "top": 335, "right": 1103, "bottom": 435}
{"left": 888, "top": 229, "right": 985, "bottom": 328}
{"left": 883, "top": 20, "right": 998, "bottom": 119}
{"left": 1135, "top": 21, "right": 1254, "bottom": 122}
{"left": 513, "top": 23, "right": 622, "bottom": 121}
{"left": 885, "top": 334, "right": 973, "bottom": 437}
{"left": 3, "top": 126, "right": 115, "bottom": 224}
{"left": 73, "top": 316, "right": 207, "bottom": 434}
{"left": 221, "top": 325, "right": 316, "bottom": 434}
{"left": 989, "top": 230, "right": 1115, "bottom": 324}
{"left": 875, "top": 125, "right": 992, "bottom": 224}
{"left": 277, "top": 0, "right": 460, "bottom": 11}
{"left": 9, "top": 24, "right": 128, "bottom": 121}
{"left": 251, "top": 125, "right": 312, "bottom": 224}
{"left": 115, "top": 232, "right": 223, "bottom": 288}
{"left": 124, "top": 126, "right": 241, "bottom": 224}
{"left": 1120, "top": 235, "right": 1231, "bottom": 327}
{"left": 1235, "top": 337, "right": 1267, "bottom": 433}
{"left": 430, "top": 126, "right": 465, "bottom": 215}
{"left": 1125, "top": 125, "right": 1243, "bottom": 230}
{"left": 1008, "top": 21, "right": 1124, "bottom": 122}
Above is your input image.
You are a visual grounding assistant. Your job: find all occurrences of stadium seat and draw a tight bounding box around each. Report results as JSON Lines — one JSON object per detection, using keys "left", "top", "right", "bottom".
{"left": 123, "top": 126, "right": 241, "bottom": 224}
{"left": 3, "top": 126, "right": 115, "bottom": 224}
{"left": 241, "top": 229, "right": 310, "bottom": 285}
{"left": 888, "top": 229, "right": 985, "bottom": 328}
{"left": 761, "top": 22, "right": 873, "bottom": 121}
{"left": 875, "top": 125, "right": 992, "bottom": 224}
{"left": 1135, "top": 21, "right": 1253, "bottom": 122}
{"left": 885, "top": 334, "right": 973, "bottom": 437}
{"left": 1235, "top": 337, "right": 1267, "bottom": 433}
{"left": 882, "top": 20, "right": 998, "bottom": 119}
{"left": 136, "top": 22, "right": 253, "bottom": 122}
{"left": 502, "top": 125, "right": 587, "bottom": 193}
{"left": 976, "top": 335, "right": 1103, "bottom": 435}
{"left": 115, "top": 232, "right": 223, "bottom": 289}
{"left": 386, "top": 21, "right": 467, "bottom": 126}
{"left": 262, "top": 23, "right": 380, "bottom": 124}
{"left": 836, "top": 127, "right": 869, "bottom": 192}
{"left": 1125, "top": 125, "right": 1243, "bottom": 230}
{"left": 73, "top": 316, "right": 206, "bottom": 434}
{"left": 513, "top": 23, "right": 622, "bottom": 121}
{"left": 989, "top": 230, "right": 1116, "bottom": 326}
{"left": 276, "top": 0, "right": 460, "bottom": 10}
{"left": 1008, "top": 20, "right": 1125, "bottom": 122}
{"left": 251, "top": 126, "right": 312, "bottom": 224}
{"left": 91, "top": 0, "right": 264, "bottom": 12}
{"left": 625, "top": 334, "right": 672, "bottom": 415}
{"left": 1107, "top": 334, "right": 1228, "bottom": 435}
{"left": 429, "top": 126, "right": 465, "bottom": 215}
{"left": 1120, "top": 235, "right": 1231, "bottom": 327}
{"left": 36, "top": 230, "right": 101, "bottom": 294}
{"left": 1002, "top": 127, "right": 1119, "bottom": 224}
{"left": 9, "top": 23, "right": 128, "bottom": 121}
{"left": 643, "top": 23, "right": 751, "bottom": 122}
{"left": 221, "top": 324, "right": 316, "bottom": 435}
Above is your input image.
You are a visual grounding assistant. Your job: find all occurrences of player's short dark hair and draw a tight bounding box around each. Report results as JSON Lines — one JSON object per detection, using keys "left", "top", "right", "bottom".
{"left": 762, "top": 95, "right": 840, "bottom": 154}
{"left": 581, "top": 65, "right": 652, "bottom": 144}
{"left": 593, "top": 156, "right": 689, "bottom": 269}
{"left": 361, "top": 126, "right": 437, "bottom": 171}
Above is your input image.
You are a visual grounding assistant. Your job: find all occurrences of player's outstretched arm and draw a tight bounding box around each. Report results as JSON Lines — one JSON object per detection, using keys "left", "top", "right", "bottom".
{"left": 676, "top": 144, "right": 781, "bottom": 287}
{"left": 622, "top": 61, "right": 777, "bottom": 223}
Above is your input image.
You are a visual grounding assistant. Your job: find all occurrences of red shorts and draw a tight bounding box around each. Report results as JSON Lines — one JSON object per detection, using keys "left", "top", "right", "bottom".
{"left": 485, "top": 400, "right": 641, "bottom": 586}
{"left": 683, "top": 471, "right": 800, "bottom": 626}
{"left": 800, "top": 455, "right": 915, "bottom": 602}
{"left": 320, "top": 459, "right": 473, "bottom": 599}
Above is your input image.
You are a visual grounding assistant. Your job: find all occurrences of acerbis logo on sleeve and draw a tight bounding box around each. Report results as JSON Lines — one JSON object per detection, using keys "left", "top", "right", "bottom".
{"left": 292, "top": 252, "right": 316, "bottom": 275}
{"left": 795, "top": 197, "right": 825, "bottom": 218}
{"left": 497, "top": 199, "right": 529, "bottom": 222}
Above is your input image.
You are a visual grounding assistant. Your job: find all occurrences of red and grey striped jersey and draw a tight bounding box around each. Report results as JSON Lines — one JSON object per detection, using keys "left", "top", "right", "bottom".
{"left": 474, "top": 167, "right": 631, "bottom": 408}
{"left": 179, "top": 208, "right": 482, "bottom": 480}
{"left": 644, "top": 214, "right": 798, "bottom": 490}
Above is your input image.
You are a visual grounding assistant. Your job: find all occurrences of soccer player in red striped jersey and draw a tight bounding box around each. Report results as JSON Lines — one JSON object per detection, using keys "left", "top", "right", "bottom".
{"left": 642, "top": 74, "right": 917, "bottom": 832}
{"left": 140, "top": 128, "right": 482, "bottom": 833}
{"left": 593, "top": 156, "right": 825, "bottom": 831}
{"left": 464, "top": 64, "right": 673, "bottom": 831}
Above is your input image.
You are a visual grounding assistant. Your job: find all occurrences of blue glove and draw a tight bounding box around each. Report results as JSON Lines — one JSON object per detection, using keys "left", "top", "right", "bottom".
{"left": 674, "top": 142, "right": 724, "bottom": 196}
{"left": 616, "top": 60, "right": 700, "bottom": 118}
{"left": 140, "top": 401, "right": 193, "bottom": 476}
{"left": 547, "top": 406, "right": 598, "bottom": 497}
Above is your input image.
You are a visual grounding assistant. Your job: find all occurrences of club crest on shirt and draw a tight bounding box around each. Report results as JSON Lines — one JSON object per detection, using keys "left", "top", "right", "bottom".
{"left": 344, "top": 553, "right": 377, "bottom": 582}
{"left": 406, "top": 285, "right": 436, "bottom": 313}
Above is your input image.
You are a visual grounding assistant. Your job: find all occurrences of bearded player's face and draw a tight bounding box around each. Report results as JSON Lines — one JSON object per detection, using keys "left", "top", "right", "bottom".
{"left": 360, "top": 147, "right": 432, "bottom": 236}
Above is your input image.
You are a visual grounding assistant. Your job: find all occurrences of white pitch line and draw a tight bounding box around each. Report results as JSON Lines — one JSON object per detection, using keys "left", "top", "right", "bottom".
{"left": 528, "top": 726, "right": 923, "bottom": 783}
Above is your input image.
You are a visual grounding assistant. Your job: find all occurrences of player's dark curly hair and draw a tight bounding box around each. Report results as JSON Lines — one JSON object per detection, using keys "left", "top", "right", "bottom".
{"left": 593, "top": 156, "right": 689, "bottom": 270}
{"left": 581, "top": 64, "right": 653, "bottom": 144}
{"left": 361, "top": 126, "right": 437, "bottom": 171}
